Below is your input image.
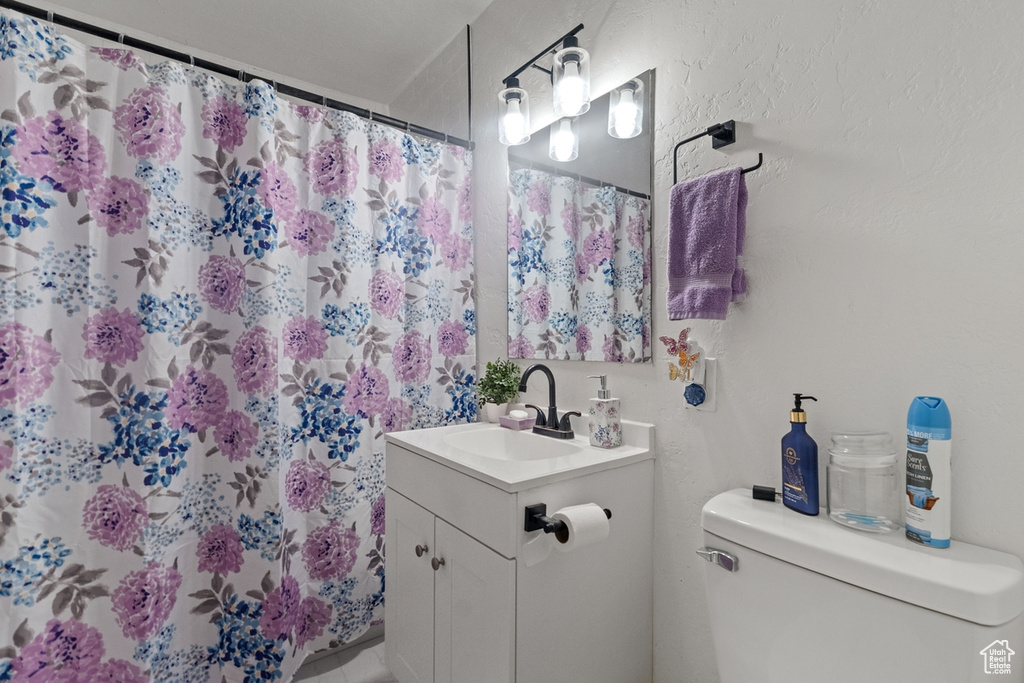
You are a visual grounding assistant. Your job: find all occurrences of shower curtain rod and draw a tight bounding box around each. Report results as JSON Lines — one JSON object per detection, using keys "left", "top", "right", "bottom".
{"left": 0, "top": 0, "right": 474, "bottom": 150}
{"left": 508, "top": 155, "right": 651, "bottom": 200}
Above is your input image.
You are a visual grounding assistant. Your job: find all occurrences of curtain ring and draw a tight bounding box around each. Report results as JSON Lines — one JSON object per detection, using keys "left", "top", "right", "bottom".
{"left": 118, "top": 33, "right": 125, "bottom": 45}
{"left": 46, "top": 10, "right": 53, "bottom": 24}
{"left": 237, "top": 69, "right": 244, "bottom": 82}
{"left": 189, "top": 55, "right": 195, "bottom": 67}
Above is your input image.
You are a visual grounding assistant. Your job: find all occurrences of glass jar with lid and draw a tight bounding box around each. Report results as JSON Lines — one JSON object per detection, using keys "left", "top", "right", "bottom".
{"left": 826, "top": 431, "right": 900, "bottom": 533}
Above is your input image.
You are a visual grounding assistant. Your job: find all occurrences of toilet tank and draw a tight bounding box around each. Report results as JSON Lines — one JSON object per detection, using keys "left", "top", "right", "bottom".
{"left": 700, "top": 489, "right": 1024, "bottom": 683}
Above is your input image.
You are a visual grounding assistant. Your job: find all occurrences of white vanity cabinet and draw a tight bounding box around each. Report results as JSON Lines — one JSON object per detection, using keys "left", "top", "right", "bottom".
{"left": 385, "top": 420, "right": 654, "bottom": 683}
{"left": 385, "top": 488, "right": 515, "bottom": 683}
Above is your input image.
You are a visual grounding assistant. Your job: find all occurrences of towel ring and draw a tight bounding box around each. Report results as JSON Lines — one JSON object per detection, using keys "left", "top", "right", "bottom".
{"left": 672, "top": 120, "right": 763, "bottom": 185}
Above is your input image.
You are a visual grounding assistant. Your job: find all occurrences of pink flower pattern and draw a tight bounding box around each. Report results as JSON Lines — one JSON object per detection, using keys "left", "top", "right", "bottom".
{"left": 14, "top": 111, "right": 106, "bottom": 192}
{"left": 286, "top": 210, "right": 335, "bottom": 256}
{"left": 82, "top": 485, "right": 147, "bottom": 552}
{"left": 368, "top": 269, "right": 404, "bottom": 319}
{"left": 438, "top": 234, "right": 471, "bottom": 271}
{"left": 302, "top": 521, "right": 359, "bottom": 581}
{"left": 393, "top": 331, "right": 431, "bottom": 384}
{"left": 295, "top": 597, "right": 333, "bottom": 649}
{"left": 232, "top": 326, "right": 278, "bottom": 395}
{"left": 342, "top": 363, "right": 390, "bottom": 417}
{"left": 91, "top": 47, "right": 146, "bottom": 72}
{"left": 196, "top": 523, "right": 245, "bottom": 574}
{"left": 111, "top": 564, "right": 182, "bottom": 641}
{"left": 437, "top": 320, "right": 468, "bottom": 357}
{"left": 305, "top": 139, "right": 358, "bottom": 197}
{"left": 417, "top": 197, "right": 452, "bottom": 242}
{"left": 201, "top": 95, "right": 247, "bottom": 152}
{"left": 285, "top": 459, "right": 331, "bottom": 512}
{"left": 522, "top": 285, "right": 551, "bottom": 324}
{"left": 367, "top": 138, "right": 404, "bottom": 183}
{"left": 214, "top": 410, "right": 259, "bottom": 462}
{"left": 12, "top": 618, "right": 105, "bottom": 680}
{"left": 0, "top": 322, "right": 60, "bottom": 408}
{"left": 257, "top": 162, "right": 299, "bottom": 224}
{"left": 113, "top": 86, "right": 185, "bottom": 163}
{"left": 380, "top": 397, "right": 412, "bottom": 433}
{"left": 82, "top": 308, "right": 145, "bottom": 367}
{"left": 87, "top": 176, "right": 149, "bottom": 236}
{"left": 198, "top": 255, "right": 247, "bottom": 313}
{"left": 260, "top": 574, "right": 300, "bottom": 640}
{"left": 282, "top": 315, "right": 327, "bottom": 362}
{"left": 166, "top": 365, "right": 229, "bottom": 433}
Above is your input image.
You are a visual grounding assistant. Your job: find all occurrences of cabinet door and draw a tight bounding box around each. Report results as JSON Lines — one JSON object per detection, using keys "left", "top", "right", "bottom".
{"left": 385, "top": 490, "right": 436, "bottom": 683}
{"left": 434, "top": 520, "right": 516, "bottom": 683}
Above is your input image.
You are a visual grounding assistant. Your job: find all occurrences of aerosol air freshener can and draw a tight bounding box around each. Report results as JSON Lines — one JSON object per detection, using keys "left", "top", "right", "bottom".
{"left": 905, "top": 396, "right": 951, "bottom": 548}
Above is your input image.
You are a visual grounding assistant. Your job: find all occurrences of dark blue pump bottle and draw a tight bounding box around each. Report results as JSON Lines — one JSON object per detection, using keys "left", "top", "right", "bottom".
{"left": 782, "top": 393, "right": 819, "bottom": 515}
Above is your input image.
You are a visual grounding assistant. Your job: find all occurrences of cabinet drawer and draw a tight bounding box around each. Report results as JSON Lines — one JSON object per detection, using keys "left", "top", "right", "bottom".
{"left": 387, "top": 444, "right": 518, "bottom": 558}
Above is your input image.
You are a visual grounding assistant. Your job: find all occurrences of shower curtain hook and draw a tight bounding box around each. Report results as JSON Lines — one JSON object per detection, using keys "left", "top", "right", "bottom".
{"left": 189, "top": 55, "right": 195, "bottom": 67}
{"left": 118, "top": 33, "right": 125, "bottom": 45}
{"left": 46, "top": 10, "right": 53, "bottom": 26}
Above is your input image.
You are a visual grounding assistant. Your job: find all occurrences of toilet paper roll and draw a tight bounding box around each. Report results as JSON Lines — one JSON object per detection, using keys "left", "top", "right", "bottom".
{"left": 551, "top": 503, "right": 610, "bottom": 552}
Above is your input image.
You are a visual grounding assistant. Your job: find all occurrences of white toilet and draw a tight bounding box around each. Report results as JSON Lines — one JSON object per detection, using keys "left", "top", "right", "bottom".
{"left": 699, "top": 489, "right": 1024, "bottom": 682}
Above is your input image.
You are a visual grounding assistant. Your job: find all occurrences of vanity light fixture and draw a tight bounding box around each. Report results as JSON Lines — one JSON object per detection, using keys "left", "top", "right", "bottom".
{"left": 552, "top": 36, "right": 591, "bottom": 117}
{"left": 608, "top": 78, "right": 643, "bottom": 139}
{"left": 498, "top": 77, "right": 531, "bottom": 145}
{"left": 549, "top": 117, "right": 579, "bottom": 162}
{"left": 498, "top": 24, "right": 586, "bottom": 146}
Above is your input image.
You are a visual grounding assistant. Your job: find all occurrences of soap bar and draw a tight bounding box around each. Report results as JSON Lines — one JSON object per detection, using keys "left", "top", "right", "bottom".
{"left": 509, "top": 409, "right": 529, "bottom": 420}
{"left": 499, "top": 414, "right": 536, "bottom": 431}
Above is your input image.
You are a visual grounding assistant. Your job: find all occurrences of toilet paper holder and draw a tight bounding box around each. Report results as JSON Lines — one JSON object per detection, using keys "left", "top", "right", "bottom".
{"left": 524, "top": 503, "right": 612, "bottom": 543}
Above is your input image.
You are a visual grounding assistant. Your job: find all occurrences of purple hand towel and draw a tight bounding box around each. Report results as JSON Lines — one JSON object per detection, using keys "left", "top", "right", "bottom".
{"left": 667, "top": 166, "right": 748, "bottom": 320}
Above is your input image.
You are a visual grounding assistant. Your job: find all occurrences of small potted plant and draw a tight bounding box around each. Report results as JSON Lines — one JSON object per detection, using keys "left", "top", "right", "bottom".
{"left": 477, "top": 359, "right": 522, "bottom": 423}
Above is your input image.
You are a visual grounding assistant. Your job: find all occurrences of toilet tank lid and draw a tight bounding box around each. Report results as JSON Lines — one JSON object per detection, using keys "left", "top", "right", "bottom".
{"left": 701, "top": 489, "right": 1024, "bottom": 627}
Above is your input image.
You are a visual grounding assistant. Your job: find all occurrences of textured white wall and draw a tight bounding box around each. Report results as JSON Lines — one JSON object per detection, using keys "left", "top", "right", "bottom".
{"left": 392, "top": 0, "right": 1024, "bottom": 680}
{"left": 389, "top": 28, "right": 471, "bottom": 140}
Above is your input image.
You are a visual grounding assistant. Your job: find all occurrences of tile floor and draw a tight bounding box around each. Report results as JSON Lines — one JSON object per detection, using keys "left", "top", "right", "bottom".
{"left": 293, "top": 636, "right": 396, "bottom": 683}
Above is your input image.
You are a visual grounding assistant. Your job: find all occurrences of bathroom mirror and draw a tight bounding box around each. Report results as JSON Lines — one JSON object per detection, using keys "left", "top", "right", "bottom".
{"left": 506, "top": 71, "right": 653, "bottom": 363}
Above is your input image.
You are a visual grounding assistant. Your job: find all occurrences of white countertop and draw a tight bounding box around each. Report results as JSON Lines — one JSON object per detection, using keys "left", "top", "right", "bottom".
{"left": 385, "top": 418, "right": 655, "bottom": 492}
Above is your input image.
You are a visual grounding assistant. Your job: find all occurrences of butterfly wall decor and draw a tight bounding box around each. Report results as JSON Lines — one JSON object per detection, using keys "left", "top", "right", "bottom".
{"left": 659, "top": 329, "right": 689, "bottom": 356}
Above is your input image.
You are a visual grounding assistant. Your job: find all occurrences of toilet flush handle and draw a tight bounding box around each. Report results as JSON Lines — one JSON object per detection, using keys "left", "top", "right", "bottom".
{"left": 696, "top": 547, "right": 739, "bottom": 572}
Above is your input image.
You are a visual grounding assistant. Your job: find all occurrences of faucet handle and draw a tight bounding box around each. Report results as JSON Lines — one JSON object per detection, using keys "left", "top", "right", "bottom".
{"left": 558, "top": 411, "right": 581, "bottom": 433}
{"left": 525, "top": 404, "right": 547, "bottom": 427}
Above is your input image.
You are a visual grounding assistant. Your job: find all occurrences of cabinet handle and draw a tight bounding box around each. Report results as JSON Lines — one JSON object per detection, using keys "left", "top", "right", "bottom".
{"left": 415, "top": 544, "right": 429, "bottom": 557}
{"left": 431, "top": 556, "right": 446, "bottom": 571}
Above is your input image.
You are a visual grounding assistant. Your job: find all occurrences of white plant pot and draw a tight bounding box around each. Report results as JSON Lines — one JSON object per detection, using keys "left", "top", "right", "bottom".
{"left": 483, "top": 402, "right": 509, "bottom": 423}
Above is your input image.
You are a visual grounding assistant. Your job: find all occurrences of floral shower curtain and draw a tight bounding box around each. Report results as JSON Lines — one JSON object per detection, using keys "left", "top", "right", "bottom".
{"left": 0, "top": 10, "right": 476, "bottom": 682}
{"left": 508, "top": 166, "right": 651, "bottom": 362}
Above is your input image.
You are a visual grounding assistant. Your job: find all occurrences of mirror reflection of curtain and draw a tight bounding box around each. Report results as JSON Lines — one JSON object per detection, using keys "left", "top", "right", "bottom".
{"left": 508, "top": 167, "right": 651, "bottom": 362}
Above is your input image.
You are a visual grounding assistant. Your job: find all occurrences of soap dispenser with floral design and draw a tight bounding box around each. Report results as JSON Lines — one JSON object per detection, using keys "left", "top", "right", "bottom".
{"left": 587, "top": 375, "right": 622, "bottom": 448}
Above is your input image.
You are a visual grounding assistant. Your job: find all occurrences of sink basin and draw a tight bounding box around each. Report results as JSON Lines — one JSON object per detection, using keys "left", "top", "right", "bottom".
{"left": 386, "top": 421, "right": 654, "bottom": 492}
{"left": 442, "top": 425, "right": 582, "bottom": 461}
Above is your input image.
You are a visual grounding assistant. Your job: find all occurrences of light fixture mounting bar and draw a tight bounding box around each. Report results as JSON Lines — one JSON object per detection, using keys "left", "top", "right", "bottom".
{"left": 502, "top": 23, "right": 584, "bottom": 87}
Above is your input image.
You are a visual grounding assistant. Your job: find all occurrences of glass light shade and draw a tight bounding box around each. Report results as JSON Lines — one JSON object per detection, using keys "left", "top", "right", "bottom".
{"left": 608, "top": 79, "right": 644, "bottom": 139}
{"left": 498, "top": 87, "right": 530, "bottom": 145}
{"left": 552, "top": 46, "right": 591, "bottom": 117}
{"left": 548, "top": 117, "right": 579, "bottom": 162}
